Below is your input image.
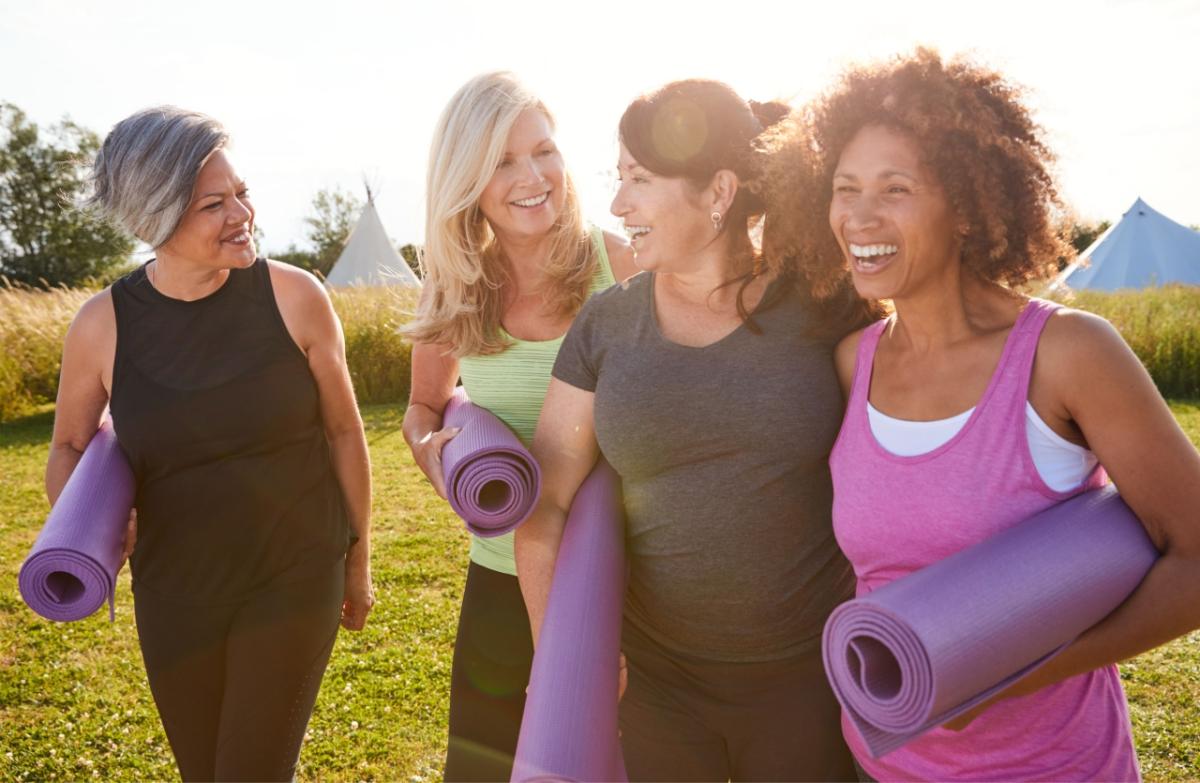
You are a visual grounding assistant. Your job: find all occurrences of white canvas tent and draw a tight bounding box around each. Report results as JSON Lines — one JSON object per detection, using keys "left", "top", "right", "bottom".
{"left": 324, "top": 199, "right": 421, "bottom": 288}
{"left": 1052, "top": 197, "right": 1200, "bottom": 291}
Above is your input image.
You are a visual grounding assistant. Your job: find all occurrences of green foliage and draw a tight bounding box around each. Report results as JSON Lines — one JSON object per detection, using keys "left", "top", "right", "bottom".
{"left": 304, "top": 187, "right": 363, "bottom": 277}
{"left": 1067, "top": 219, "right": 1111, "bottom": 255}
{"left": 399, "top": 243, "right": 423, "bottom": 278}
{"left": 1051, "top": 285, "right": 1200, "bottom": 398}
{"left": 3, "top": 403, "right": 1200, "bottom": 780}
{"left": 0, "top": 103, "right": 135, "bottom": 288}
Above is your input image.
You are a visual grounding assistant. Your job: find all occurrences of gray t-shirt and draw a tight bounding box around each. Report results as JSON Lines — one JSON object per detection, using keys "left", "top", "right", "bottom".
{"left": 552, "top": 272, "right": 854, "bottom": 662}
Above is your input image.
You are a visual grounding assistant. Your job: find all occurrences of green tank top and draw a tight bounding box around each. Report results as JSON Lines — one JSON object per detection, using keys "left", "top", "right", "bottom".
{"left": 458, "top": 228, "right": 617, "bottom": 574}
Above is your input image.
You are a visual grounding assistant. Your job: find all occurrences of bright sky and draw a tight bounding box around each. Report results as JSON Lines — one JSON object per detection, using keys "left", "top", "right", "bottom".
{"left": 2, "top": 0, "right": 1197, "bottom": 252}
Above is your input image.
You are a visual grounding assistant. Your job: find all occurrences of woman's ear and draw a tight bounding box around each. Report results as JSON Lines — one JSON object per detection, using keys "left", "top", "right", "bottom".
{"left": 709, "top": 169, "right": 739, "bottom": 216}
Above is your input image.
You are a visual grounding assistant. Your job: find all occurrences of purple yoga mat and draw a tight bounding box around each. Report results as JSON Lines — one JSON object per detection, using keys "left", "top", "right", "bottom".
{"left": 511, "top": 459, "right": 627, "bottom": 783}
{"left": 19, "top": 421, "right": 134, "bottom": 622}
{"left": 441, "top": 388, "right": 541, "bottom": 538}
{"left": 822, "top": 485, "right": 1158, "bottom": 758}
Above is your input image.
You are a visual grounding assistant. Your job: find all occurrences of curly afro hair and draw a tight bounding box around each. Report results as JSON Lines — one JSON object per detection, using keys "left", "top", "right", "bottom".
{"left": 755, "top": 47, "right": 1068, "bottom": 299}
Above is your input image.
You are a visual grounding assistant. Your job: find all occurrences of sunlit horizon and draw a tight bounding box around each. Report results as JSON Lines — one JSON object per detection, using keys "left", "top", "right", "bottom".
{"left": 3, "top": 0, "right": 1197, "bottom": 253}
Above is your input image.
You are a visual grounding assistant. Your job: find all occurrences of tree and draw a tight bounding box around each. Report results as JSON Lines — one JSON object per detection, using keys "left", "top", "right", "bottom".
{"left": 1067, "top": 219, "right": 1111, "bottom": 255}
{"left": 399, "top": 243, "right": 422, "bottom": 278}
{"left": 0, "top": 103, "right": 134, "bottom": 287}
{"left": 303, "top": 187, "right": 361, "bottom": 276}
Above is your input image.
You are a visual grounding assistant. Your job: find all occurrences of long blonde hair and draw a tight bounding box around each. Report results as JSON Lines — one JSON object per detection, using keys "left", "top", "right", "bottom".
{"left": 403, "top": 72, "right": 595, "bottom": 356}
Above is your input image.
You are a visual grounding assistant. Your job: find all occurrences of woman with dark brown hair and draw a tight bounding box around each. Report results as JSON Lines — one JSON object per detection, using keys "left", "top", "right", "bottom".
{"left": 515, "top": 79, "right": 861, "bottom": 781}
{"left": 760, "top": 48, "right": 1200, "bottom": 781}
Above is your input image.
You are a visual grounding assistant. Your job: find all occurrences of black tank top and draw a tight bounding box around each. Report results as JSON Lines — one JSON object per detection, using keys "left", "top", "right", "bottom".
{"left": 110, "top": 260, "right": 349, "bottom": 604}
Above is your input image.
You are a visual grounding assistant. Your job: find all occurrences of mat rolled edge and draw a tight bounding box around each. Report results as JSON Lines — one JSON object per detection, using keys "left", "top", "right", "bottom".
{"left": 19, "top": 420, "right": 134, "bottom": 622}
{"left": 823, "top": 486, "right": 1158, "bottom": 758}
{"left": 441, "top": 388, "right": 541, "bottom": 537}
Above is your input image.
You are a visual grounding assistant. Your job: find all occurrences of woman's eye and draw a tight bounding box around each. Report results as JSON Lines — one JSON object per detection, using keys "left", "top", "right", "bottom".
{"left": 539, "top": 147, "right": 556, "bottom": 157}
{"left": 237, "top": 189, "right": 250, "bottom": 198}
{"left": 498, "top": 159, "right": 513, "bottom": 169}
{"left": 203, "top": 201, "right": 222, "bottom": 211}
{"left": 886, "top": 185, "right": 910, "bottom": 194}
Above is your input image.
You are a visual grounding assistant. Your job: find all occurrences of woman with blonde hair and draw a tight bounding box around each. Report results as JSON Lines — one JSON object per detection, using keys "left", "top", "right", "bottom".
{"left": 402, "top": 72, "right": 636, "bottom": 781}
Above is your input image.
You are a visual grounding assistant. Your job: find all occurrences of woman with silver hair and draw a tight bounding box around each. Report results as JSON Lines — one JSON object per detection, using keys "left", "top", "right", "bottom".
{"left": 402, "top": 72, "right": 636, "bottom": 780}
{"left": 46, "top": 106, "right": 374, "bottom": 781}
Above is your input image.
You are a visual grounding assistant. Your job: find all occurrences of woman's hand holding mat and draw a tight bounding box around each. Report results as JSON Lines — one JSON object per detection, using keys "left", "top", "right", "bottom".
{"left": 440, "top": 388, "right": 541, "bottom": 538}
{"left": 19, "top": 420, "right": 135, "bottom": 622}
{"left": 822, "top": 486, "right": 1158, "bottom": 758}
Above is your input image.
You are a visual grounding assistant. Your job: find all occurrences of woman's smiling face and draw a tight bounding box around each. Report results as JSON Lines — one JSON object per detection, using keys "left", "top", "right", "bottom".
{"left": 478, "top": 108, "right": 566, "bottom": 243}
{"left": 158, "top": 148, "right": 256, "bottom": 268}
{"left": 610, "top": 143, "right": 714, "bottom": 273}
{"left": 829, "top": 124, "right": 963, "bottom": 301}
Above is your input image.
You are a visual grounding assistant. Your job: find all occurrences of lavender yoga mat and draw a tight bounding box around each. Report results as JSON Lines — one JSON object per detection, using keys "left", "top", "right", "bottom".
{"left": 441, "top": 388, "right": 541, "bottom": 538}
{"left": 511, "top": 459, "right": 627, "bottom": 783}
{"left": 823, "top": 485, "right": 1158, "bottom": 758}
{"left": 19, "top": 421, "right": 134, "bottom": 622}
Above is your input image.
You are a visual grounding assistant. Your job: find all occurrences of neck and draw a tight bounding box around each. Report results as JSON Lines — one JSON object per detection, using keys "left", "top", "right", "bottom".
{"left": 888, "top": 267, "right": 1003, "bottom": 353}
{"left": 495, "top": 230, "right": 555, "bottom": 294}
{"left": 150, "top": 250, "right": 231, "bottom": 301}
{"left": 658, "top": 235, "right": 749, "bottom": 308}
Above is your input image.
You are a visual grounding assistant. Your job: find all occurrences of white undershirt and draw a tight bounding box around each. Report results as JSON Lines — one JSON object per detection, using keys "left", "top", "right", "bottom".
{"left": 867, "top": 401, "right": 1099, "bottom": 492}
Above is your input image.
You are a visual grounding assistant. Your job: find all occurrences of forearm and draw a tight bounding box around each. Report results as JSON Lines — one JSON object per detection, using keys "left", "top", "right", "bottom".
{"left": 514, "top": 500, "right": 570, "bottom": 647}
{"left": 328, "top": 428, "right": 372, "bottom": 559}
{"left": 45, "top": 443, "right": 85, "bottom": 506}
{"left": 1013, "top": 550, "right": 1200, "bottom": 695}
{"left": 402, "top": 402, "right": 444, "bottom": 450}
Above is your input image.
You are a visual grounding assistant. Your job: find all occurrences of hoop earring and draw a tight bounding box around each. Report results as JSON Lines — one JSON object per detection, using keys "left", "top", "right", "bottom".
{"left": 711, "top": 211, "right": 722, "bottom": 232}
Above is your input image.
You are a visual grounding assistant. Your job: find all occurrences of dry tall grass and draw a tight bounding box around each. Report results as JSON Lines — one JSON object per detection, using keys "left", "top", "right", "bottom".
{"left": 0, "top": 284, "right": 93, "bottom": 421}
{"left": 1, "top": 282, "right": 1195, "bottom": 422}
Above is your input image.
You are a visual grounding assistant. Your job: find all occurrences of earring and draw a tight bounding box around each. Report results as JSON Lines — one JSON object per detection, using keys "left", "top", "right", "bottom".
{"left": 711, "top": 211, "right": 722, "bottom": 231}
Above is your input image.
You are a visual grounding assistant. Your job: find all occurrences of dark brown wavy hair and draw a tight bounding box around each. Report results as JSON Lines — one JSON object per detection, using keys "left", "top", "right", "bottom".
{"left": 756, "top": 47, "right": 1069, "bottom": 303}
{"left": 619, "top": 79, "right": 791, "bottom": 329}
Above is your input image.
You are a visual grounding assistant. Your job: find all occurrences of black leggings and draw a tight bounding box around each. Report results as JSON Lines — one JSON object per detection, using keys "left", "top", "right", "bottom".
{"left": 619, "top": 620, "right": 857, "bottom": 782}
{"left": 134, "top": 560, "right": 344, "bottom": 782}
{"left": 443, "top": 561, "right": 534, "bottom": 782}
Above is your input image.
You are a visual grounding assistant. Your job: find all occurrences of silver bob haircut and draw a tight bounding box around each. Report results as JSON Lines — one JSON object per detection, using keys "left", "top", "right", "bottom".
{"left": 88, "top": 106, "right": 229, "bottom": 248}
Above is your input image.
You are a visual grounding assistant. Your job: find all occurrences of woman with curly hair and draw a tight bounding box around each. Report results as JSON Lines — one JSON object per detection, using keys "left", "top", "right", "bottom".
{"left": 517, "top": 79, "right": 863, "bottom": 781}
{"left": 401, "top": 72, "right": 637, "bottom": 781}
{"left": 759, "top": 48, "right": 1200, "bottom": 781}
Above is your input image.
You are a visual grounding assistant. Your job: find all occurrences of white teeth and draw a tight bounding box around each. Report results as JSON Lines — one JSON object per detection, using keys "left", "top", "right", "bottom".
{"left": 224, "top": 232, "right": 249, "bottom": 243}
{"left": 849, "top": 243, "right": 898, "bottom": 258}
{"left": 624, "top": 225, "right": 651, "bottom": 239}
{"left": 512, "top": 193, "right": 549, "bottom": 207}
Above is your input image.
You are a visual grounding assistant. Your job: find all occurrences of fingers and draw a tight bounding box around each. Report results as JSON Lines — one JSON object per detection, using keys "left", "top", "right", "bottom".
{"left": 120, "top": 509, "right": 138, "bottom": 563}
{"left": 418, "top": 427, "right": 461, "bottom": 499}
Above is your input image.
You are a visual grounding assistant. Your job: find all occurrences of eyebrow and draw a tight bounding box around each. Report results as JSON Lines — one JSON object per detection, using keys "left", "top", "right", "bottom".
{"left": 198, "top": 181, "right": 247, "bottom": 199}
{"left": 832, "top": 169, "right": 918, "bottom": 181}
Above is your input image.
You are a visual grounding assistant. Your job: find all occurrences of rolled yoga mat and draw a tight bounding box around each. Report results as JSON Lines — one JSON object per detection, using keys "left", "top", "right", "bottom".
{"left": 823, "top": 485, "right": 1158, "bottom": 758}
{"left": 19, "top": 420, "right": 134, "bottom": 622}
{"left": 441, "top": 387, "right": 541, "bottom": 538}
{"left": 511, "top": 458, "right": 627, "bottom": 783}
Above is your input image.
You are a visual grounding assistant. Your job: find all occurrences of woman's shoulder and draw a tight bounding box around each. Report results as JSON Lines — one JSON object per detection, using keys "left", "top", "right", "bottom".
{"left": 600, "top": 229, "right": 638, "bottom": 282}
{"left": 1035, "top": 300, "right": 1133, "bottom": 380}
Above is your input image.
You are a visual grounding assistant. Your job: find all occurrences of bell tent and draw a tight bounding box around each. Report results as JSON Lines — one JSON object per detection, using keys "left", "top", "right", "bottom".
{"left": 1054, "top": 197, "right": 1200, "bottom": 292}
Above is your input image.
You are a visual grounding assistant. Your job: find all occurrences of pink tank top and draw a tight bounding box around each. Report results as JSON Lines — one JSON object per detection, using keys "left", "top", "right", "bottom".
{"left": 830, "top": 299, "right": 1140, "bottom": 782}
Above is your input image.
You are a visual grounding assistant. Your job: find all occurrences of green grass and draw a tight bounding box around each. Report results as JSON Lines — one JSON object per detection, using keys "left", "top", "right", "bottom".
{"left": 2, "top": 403, "right": 1199, "bottom": 780}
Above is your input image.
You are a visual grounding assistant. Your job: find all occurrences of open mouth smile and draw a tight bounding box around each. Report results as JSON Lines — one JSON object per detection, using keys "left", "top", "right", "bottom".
{"left": 849, "top": 242, "right": 898, "bottom": 272}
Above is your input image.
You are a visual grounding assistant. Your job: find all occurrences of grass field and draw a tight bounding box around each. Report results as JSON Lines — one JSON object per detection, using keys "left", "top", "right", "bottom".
{"left": 2, "top": 403, "right": 1199, "bottom": 781}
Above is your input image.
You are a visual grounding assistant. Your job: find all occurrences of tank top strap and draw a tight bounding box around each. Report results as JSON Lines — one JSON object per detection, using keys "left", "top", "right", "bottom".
{"left": 589, "top": 226, "right": 617, "bottom": 291}
{"left": 847, "top": 318, "right": 890, "bottom": 411}
{"left": 989, "top": 297, "right": 1060, "bottom": 410}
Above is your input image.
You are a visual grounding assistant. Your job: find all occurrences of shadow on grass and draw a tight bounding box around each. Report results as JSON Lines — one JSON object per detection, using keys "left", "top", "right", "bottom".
{"left": 0, "top": 408, "right": 55, "bottom": 449}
